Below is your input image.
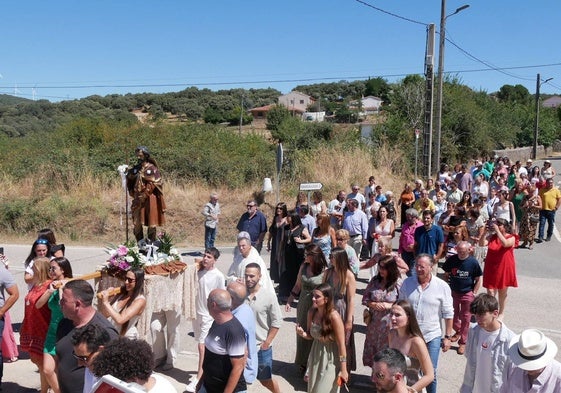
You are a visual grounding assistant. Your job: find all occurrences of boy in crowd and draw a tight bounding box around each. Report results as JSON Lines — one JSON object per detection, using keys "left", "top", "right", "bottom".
{"left": 460, "top": 293, "right": 515, "bottom": 393}
{"left": 186, "top": 248, "right": 225, "bottom": 392}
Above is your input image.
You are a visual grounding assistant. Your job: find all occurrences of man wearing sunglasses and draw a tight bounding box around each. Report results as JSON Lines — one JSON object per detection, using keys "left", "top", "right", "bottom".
{"left": 236, "top": 200, "right": 267, "bottom": 253}
{"left": 372, "top": 348, "right": 416, "bottom": 393}
{"left": 71, "top": 324, "right": 112, "bottom": 393}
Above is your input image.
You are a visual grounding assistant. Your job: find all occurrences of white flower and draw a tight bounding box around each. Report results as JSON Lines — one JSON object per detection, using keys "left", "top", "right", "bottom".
{"left": 125, "top": 256, "right": 134, "bottom": 263}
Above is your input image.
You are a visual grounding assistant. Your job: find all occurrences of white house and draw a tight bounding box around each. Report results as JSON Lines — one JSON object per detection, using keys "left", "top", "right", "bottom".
{"left": 278, "top": 91, "right": 314, "bottom": 113}
{"left": 360, "top": 96, "right": 383, "bottom": 114}
{"left": 543, "top": 96, "right": 561, "bottom": 108}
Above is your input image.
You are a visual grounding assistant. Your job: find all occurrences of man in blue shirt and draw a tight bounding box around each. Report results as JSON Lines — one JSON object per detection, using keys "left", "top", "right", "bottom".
{"left": 414, "top": 210, "right": 445, "bottom": 263}
{"left": 342, "top": 198, "right": 369, "bottom": 258}
{"left": 237, "top": 200, "right": 268, "bottom": 253}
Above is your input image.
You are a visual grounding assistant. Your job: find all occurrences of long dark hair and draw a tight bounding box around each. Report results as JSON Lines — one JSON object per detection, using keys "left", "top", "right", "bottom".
{"left": 305, "top": 244, "right": 327, "bottom": 276}
{"left": 112, "top": 268, "right": 145, "bottom": 336}
{"left": 326, "top": 247, "right": 350, "bottom": 295}
{"left": 312, "top": 283, "right": 336, "bottom": 341}
{"left": 25, "top": 239, "right": 52, "bottom": 267}
{"left": 394, "top": 300, "right": 425, "bottom": 341}
{"left": 51, "top": 257, "right": 73, "bottom": 278}
{"left": 374, "top": 255, "right": 400, "bottom": 292}
{"left": 288, "top": 210, "right": 302, "bottom": 228}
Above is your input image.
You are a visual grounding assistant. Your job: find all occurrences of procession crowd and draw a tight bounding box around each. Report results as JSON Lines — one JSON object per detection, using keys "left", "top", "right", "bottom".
{"left": 1, "top": 155, "right": 560, "bottom": 393}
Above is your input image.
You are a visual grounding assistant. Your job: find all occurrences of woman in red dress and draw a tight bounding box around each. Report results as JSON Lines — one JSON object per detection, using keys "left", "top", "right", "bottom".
{"left": 482, "top": 218, "right": 518, "bottom": 320}
{"left": 20, "top": 257, "right": 52, "bottom": 393}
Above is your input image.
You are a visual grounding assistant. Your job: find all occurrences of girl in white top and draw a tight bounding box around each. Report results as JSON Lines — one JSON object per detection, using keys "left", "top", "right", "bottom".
{"left": 492, "top": 190, "right": 516, "bottom": 230}
{"left": 310, "top": 191, "right": 327, "bottom": 218}
{"left": 99, "top": 268, "right": 146, "bottom": 338}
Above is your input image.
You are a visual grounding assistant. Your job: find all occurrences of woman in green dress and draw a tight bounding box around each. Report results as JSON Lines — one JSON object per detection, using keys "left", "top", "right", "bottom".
{"left": 35, "top": 257, "right": 73, "bottom": 393}
{"left": 286, "top": 244, "right": 328, "bottom": 374}
{"left": 296, "top": 283, "right": 348, "bottom": 393}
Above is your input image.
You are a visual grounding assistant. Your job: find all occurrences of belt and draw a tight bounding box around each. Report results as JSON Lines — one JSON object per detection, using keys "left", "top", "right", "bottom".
{"left": 350, "top": 234, "right": 361, "bottom": 237}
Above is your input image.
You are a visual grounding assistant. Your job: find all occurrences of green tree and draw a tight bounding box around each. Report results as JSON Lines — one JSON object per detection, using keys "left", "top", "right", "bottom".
{"left": 496, "top": 84, "right": 531, "bottom": 104}
{"left": 266, "top": 105, "right": 291, "bottom": 131}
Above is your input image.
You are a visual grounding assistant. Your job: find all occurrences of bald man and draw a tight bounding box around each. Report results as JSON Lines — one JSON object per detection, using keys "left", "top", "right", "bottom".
{"left": 227, "top": 281, "right": 258, "bottom": 385}
{"left": 201, "top": 289, "right": 247, "bottom": 393}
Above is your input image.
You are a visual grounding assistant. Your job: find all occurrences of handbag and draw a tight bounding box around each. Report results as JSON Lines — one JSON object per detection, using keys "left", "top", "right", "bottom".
{"left": 363, "top": 308, "right": 372, "bottom": 325}
{"left": 529, "top": 212, "right": 540, "bottom": 223}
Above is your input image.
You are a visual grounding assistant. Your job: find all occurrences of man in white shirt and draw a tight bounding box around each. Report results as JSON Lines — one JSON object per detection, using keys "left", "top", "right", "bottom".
{"left": 328, "top": 190, "right": 347, "bottom": 229}
{"left": 245, "top": 264, "right": 282, "bottom": 393}
{"left": 500, "top": 329, "right": 561, "bottom": 393}
{"left": 227, "top": 234, "right": 275, "bottom": 295}
{"left": 399, "top": 254, "right": 454, "bottom": 393}
{"left": 186, "top": 247, "right": 225, "bottom": 392}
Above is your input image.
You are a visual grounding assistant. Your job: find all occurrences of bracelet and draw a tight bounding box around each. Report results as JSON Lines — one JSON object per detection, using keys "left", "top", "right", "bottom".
{"left": 444, "top": 335, "right": 451, "bottom": 339}
{"left": 339, "top": 355, "right": 347, "bottom": 363}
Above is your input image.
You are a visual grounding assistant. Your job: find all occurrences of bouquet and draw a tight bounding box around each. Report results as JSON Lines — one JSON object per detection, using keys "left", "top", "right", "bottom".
{"left": 105, "top": 241, "right": 148, "bottom": 275}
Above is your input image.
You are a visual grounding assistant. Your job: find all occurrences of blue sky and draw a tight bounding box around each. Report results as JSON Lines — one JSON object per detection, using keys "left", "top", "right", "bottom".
{"left": 1, "top": 1, "right": 560, "bottom": 102}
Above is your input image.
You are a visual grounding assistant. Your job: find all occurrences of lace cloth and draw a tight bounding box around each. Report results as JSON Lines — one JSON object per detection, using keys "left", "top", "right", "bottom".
{"left": 96, "top": 263, "right": 197, "bottom": 340}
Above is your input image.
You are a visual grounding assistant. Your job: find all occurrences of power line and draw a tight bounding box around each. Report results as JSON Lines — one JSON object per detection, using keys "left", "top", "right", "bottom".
{"left": 353, "top": 0, "right": 558, "bottom": 88}
{"left": 1, "top": 62, "right": 560, "bottom": 92}
{"left": 353, "top": 0, "right": 427, "bottom": 26}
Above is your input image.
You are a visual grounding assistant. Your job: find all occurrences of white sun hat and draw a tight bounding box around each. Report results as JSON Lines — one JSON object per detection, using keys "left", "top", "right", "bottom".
{"left": 508, "top": 329, "right": 558, "bottom": 371}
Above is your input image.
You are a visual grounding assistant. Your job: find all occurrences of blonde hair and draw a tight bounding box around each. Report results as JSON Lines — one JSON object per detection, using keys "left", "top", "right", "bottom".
{"left": 335, "top": 229, "right": 350, "bottom": 241}
{"left": 33, "top": 257, "right": 52, "bottom": 284}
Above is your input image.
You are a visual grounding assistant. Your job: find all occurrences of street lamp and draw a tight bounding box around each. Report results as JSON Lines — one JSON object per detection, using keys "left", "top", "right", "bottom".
{"left": 434, "top": 1, "right": 469, "bottom": 175}
{"left": 533, "top": 74, "right": 553, "bottom": 159}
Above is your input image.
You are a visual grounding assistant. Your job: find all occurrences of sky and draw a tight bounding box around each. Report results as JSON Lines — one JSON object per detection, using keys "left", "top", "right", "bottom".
{"left": 1, "top": 1, "right": 560, "bottom": 102}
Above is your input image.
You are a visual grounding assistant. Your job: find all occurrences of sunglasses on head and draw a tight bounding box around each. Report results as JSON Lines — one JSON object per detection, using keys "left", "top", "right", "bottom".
{"left": 37, "top": 239, "right": 48, "bottom": 245}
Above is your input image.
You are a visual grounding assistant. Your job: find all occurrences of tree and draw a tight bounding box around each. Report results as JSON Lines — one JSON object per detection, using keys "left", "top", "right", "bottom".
{"left": 266, "top": 105, "right": 291, "bottom": 131}
{"left": 496, "top": 84, "right": 531, "bottom": 104}
{"left": 365, "top": 77, "right": 390, "bottom": 104}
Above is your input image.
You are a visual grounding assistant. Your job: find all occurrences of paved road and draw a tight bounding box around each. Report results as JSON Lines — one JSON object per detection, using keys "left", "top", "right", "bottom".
{"left": 3, "top": 157, "right": 561, "bottom": 392}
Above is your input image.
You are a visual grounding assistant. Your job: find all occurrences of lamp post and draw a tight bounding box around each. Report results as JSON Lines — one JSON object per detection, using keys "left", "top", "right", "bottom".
{"left": 533, "top": 74, "right": 553, "bottom": 159}
{"left": 434, "top": 1, "right": 469, "bottom": 175}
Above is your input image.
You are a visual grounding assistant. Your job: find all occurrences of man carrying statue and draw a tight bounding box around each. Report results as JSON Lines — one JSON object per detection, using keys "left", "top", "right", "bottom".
{"left": 126, "top": 146, "right": 166, "bottom": 242}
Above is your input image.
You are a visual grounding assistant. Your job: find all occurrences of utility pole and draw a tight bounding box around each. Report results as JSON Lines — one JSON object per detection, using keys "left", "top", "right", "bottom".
{"left": 423, "top": 24, "right": 436, "bottom": 179}
{"left": 533, "top": 73, "right": 554, "bottom": 159}
{"left": 434, "top": 1, "right": 470, "bottom": 175}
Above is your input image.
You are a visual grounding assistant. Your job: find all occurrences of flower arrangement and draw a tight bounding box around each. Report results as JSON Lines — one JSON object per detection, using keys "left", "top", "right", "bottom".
{"left": 103, "top": 234, "right": 183, "bottom": 276}
{"left": 105, "top": 241, "right": 147, "bottom": 273}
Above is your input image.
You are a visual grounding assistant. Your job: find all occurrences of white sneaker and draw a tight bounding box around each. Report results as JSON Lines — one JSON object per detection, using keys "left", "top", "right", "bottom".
{"left": 185, "top": 378, "right": 199, "bottom": 393}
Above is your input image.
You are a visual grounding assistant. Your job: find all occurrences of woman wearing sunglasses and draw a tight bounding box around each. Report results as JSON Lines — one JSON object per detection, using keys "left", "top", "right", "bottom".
{"left": 24, "top": 238, "right": 52, "bottom": 285}
{"left": 99, "top": 268, "right": 146, "bottom": 338}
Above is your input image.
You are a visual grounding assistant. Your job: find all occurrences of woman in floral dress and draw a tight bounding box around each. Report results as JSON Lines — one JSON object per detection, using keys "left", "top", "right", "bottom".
{"left": 362, "top": 255, "right": 401, "bottom": 368}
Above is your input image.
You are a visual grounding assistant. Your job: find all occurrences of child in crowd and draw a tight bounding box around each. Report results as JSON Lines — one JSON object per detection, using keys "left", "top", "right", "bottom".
{"left": 460, "top": 293, "right": 515, "bottom": 393}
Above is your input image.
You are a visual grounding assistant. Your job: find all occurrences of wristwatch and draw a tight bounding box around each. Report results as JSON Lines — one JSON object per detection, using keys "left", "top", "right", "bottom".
{"left": 444, "top": 335, "right": 451, "bottom": 339}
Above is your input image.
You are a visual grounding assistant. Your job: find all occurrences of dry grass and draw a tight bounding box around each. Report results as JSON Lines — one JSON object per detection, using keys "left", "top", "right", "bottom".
{"left": 1, "top": 144, "right": 412, "bottom": 247}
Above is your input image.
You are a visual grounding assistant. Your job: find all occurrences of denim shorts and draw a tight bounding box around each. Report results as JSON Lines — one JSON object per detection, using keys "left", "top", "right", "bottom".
{"left": 257, "top": 347, "right": 273, "bottom": 380}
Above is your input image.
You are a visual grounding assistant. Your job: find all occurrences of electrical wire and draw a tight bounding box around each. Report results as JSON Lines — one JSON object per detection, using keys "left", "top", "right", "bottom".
{"left": 353, "top": 0, "right": 427, "bottom": 26}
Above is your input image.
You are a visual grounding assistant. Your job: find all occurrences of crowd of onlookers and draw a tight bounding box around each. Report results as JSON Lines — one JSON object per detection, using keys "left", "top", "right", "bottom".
{"left": 2, "top": 156, "right": 560, "bottom": 393}
{"left": 222, "top": 154, "right": 560, "bottom": 392}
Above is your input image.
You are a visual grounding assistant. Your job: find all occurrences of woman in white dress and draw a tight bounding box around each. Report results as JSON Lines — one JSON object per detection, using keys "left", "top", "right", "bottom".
{"left": 99, "top": 268, "right": 146, "bottom": 338}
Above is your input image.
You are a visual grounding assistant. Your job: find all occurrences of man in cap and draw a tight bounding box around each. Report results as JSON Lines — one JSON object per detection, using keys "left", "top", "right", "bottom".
{"left": 126, "top": 146, "right": 166, "bottom": 242}
{"left": 500, "top": 328, "right": 561, "bottom": 392}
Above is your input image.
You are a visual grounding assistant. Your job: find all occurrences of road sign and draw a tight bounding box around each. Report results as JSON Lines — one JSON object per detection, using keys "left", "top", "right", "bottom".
{"left": 299, "top": 182, "right": 323, "bottom": 191}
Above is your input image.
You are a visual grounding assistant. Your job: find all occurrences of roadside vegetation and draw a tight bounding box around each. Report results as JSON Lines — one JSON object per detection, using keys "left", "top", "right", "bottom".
{"left": 0, "top": 76, "right": 559, "bottom": 246}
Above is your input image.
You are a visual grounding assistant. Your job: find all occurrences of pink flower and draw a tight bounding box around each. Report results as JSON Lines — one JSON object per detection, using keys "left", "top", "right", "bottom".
{"left": 119, "top": 261, "right": 130, "bottom": 270}
{"left": 117, "top": 246, "right": 128, "bottom": 257}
